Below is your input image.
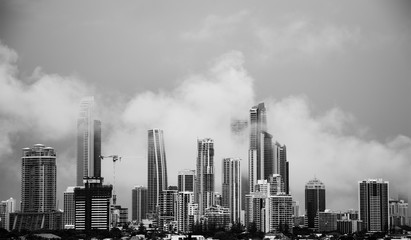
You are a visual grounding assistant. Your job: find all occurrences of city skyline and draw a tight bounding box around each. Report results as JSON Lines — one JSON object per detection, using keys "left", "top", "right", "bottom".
{"left": 0, "top": 1, "right": 410, "bottom": 218}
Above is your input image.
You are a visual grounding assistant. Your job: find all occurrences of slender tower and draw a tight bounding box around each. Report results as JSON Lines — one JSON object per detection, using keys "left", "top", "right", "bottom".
{"left": 132, "top": 186, "right": 148, "bottom": 223}
{"left": 77, "top": 96, "right": 101, "bottom": 186}
{"left": 249, "top": 102, "right": 267, "bottom": 193}
{"left": 274, "top": 142, "right": 289, "bottom": 194}
{"left": 222, "top": 158, "right": 242, "bottom": 224}
{"left": 147, "top": 129, "right": 168, "bottom": 216}
{"left": 196, "top": 138, "right": 215, "bottom": 215}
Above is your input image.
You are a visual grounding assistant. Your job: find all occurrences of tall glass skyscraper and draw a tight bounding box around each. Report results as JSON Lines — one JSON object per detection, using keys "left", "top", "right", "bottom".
{"left": 196, "top": 138, "right": 214, "bottom": 215}
{"left": 274, "top": 142, "right": 289, "bottom": 194}
{"left": 77, "top": 96, "right": 101, "bottom": 186}
{"left": 147, "top": 129, "right": 168, "bottom": 215}
{"left": 178, "top": 169, "right": 195, "bottom": 192}
{"left": 305, "top": 177, "right": 326, "bottom": 229}
{"left": 222, "top": 158, "right": 241, "bottom": 224}
{"left": 358, "top": 179, "right": 389, "bottom": 232}
{"left": 132, "top": 186, "right": 148, "bottom": 223}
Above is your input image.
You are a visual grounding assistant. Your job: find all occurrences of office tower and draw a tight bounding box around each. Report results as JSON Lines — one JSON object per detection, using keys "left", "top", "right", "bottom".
{"left": 74, "top": 177, "right": 112, "bottom": 230}
{"left": 0, "top": 198, "right": 16, "bottom": 231}
{"left": 132, "top": 186, "right": 148, "bottom": 223}
{"left": 147, "top": 129, "right": 168, "bottom": 216}
{"left": 77, "top": 96, "right": 102, "bottom": 186}
{"left": 274, "top": 142, "right": 289, "bottom": 194}
{"left": 389, "top": 199, "right": 408, "bottom": 227}
{"left": 177, "top": 192, "right": 196, "bottom": 233}
{"left": 358, "top": 179, "right": 389, "bottom": 232}
{"left": 12, "top": 144, "right": 62, "bottom": 231}
{"left": 222, "top": 158, "right": 242, "bottom": 224}
{"left": 249, "top": 103, "right": 269, "bottom": 193}
{"left": 195, "top": 138, "right": 215, "bottom": 215}
{"left": 305, "top": 177, "right": 326, "bottom": 230}
{"left": 159, "top": 189, "right": 178, "bottom": 232}
{"left": 178, "top": 169, "right": 195, "bottom": 192}
{"left": 63, "top": 187, "right": 76, "bottom": 229}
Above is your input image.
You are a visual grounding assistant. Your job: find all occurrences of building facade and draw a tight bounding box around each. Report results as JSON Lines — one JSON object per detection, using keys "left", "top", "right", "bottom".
{"left": 77, "top": 96, "right": 102, "bottom": 186}
{"left": 222, "top": 158, "right": 241, "bottom": 224}
{"left": 158, "top": 189, "right": 178, "bottom": 232}
{"left": 305, "top": 178, "right": 326, "bottom": 230}
{"left": 177, "top": 191, "right": 196, "bottom": 234}
{"left": 358, "top": 179, "right": 389, "bottom": 232}
{"left": 178, "top": 169, "right": 195, "bottom": 192}
{"left": 132, "top": 186, "right": 148, "bottom": 223}
{"left": 63, "top": 187, "right": 76, "bottom": 229}
{"left": 389, "top": 199, "right": 408, "bottom": 228}
{"left": 274, "top": 142, "right": 289, "bottom": 194}
{"left": 249, "top": 103, "right": 267, "bottom": 193}
{"left": 74, "top": 177, "right": 112, "bottom": 231}
{"left": 195, "top": 138, "right": 215, "bottom": 215}
{"left": 147, "top": 129, "right": 168, "bottom": 216}
{"left": 0, "top": 198, "right": 16, "bottom": 231}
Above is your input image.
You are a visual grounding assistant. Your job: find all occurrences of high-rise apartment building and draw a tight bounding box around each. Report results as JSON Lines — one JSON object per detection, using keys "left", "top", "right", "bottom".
{"left": 63, "top": 187, "right": 76, "bottom": 229}
{"left": 12, "top": 144, "right": 62, "bottom": 231}
{"left": 0, "top": 198, "right": 16, "bottom": 231}
{"left": 158, "top": 189, "right": 178, "bottom": 232}
{"left": 274, "top": 142, "right": 289, "bottom": 194}
{"left": 222, "top": 158, "right": 241, "bottom": 224}
{"left": 195, "top": 138, "right": 215, "bottom": 215}
{"left": 358, "top": 179, "right": 389, "bottom": 232}
{"left": 132, "top": 186, "right": 148, "bottom": 223}
{"left": 77, "top": 96, "right": 101, "bottom": 186}
{"left": 147, "top": 129, "right": 168, "bottom": 215}
{"left": 178, "top": 169, "right": 195, "bottom": 192}
{"left": 177, "top": 191, "right": 196, "bottom": 233}
{"left": 305, "top": 177, "right": 326, "bottom": 230}
{"left": 249, "top": 103, "right": 267, "bottom": 193}
{"left": 389, "top": 199, "right": 408, "bottom": 227}
{"left": 74, "top": 177, "right": 112, "bottom": 231}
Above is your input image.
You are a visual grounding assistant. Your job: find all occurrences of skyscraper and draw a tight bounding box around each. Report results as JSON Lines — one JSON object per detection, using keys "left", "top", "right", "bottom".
{"left": 63, "top": 187, "right": 76, "bottom": 229}
{"left": 358, "top": 179, "right": 389, "bottom": 232}
{"left": 249, "top": 103, "right": 267, "bottom": 193}
{"left": 178, "top": 169, "right": 195, "bottom": 192}
{"left": 158, "top": 189, "right": 178, "bottom": 232}
{"left": 274, "top": 142, "right": 289, "bottom": 194}
{"left": 147, "top": 129, "right": 168, "bottom": 215}
{"left": 77, "top": 96, "right": 101, "bottom": 186}
{"left": 222, "top": 158, "right": 241, "bottom": 224}
{"left": 177, "top": 191, "right": 196, "bottom": 233}
{"left": 12, "top": 144, "right": 62, "bottom": 231}
{"left": 196, "top": 138, "right": 214, "bottom": 215}
{"left": 0, "top": 198, "right": 16, "bottom": 231}
{"left": 305, "top": 177, "right": 326, "bottom": 230}
{"left": 132, "top": 186, "right": 148, "bottom": 223}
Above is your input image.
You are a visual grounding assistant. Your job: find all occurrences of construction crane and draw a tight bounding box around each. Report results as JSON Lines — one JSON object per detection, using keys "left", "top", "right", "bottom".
{"left": 100, "top": 155, "right": 121, "bottom": 205}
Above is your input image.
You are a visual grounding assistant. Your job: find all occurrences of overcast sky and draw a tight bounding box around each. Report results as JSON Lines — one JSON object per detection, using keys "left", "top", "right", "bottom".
{"left": 0, "top": 1, "right": 410, "bottom": 215}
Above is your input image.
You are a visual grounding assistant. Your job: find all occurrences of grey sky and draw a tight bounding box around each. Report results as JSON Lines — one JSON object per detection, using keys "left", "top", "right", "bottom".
{"left": 0, "top": 1, "right": 410, "bottom": 215}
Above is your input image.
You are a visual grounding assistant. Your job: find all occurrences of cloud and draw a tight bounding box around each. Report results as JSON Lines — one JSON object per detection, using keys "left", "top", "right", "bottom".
{"left": 267, "top": 96, "right": 411, "bottom": 211}
{"left": 181, "top": 11, "right": 248, "bottom": 41}
{"left": 0, "top": 40, "right": 91, "bottom": 204}
{"left": 256, "top": 19, "right": 361, "bottom": 64}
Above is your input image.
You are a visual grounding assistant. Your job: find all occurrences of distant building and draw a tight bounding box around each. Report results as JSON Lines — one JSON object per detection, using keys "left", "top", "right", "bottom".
{"left": 358, "top": 179, "right": 389, "bottom": 232}
{"left": 132, "top": 186, "right": 148, "bottom": 223}
{"left": 389, "top": 199, "right": 408, "bottom": 228}
{"left": 178, "top": 170, "right": 195, "bottom": 192}
{"left": 177, "top": 191, "right": 196, "bottom": 233}
{"left": 222, "top": 158, "right": 241, "bottom": 224}
{"left": 318, "top": 210, "right": 337, "bottom": 232}
{"left": 74, "top": 177, "right": 112, "bottom": 230}
{"left": 337, "top": 219, "right": 363, "bottom": 234}
{"left": 0, "top": 198, "right": 16, "bottom": 231}
{"left": 147, "top": 129, "right": 168, "bottom": 216}
{"left": 63, "top": 187, "right": 76, "bottom": 229}
{"left": 196, "top": 138, "right": 215, "bottom": 216}
{"left": 274, "top": 142, "right": 289, "bottom": 194}
{"left": 12, "top": 144, "right": 62, "bottom": 231}
{"left": 111, "top": 204, "right": 128, "bottom": 228}
{"left": 158, "top": 189, "right": 178, "bottom": 232}
{"left": 305, "top": 177, "right": 326, "bottom": 230}
{"left": 204, "top": 205, "right": 231, "bottom": 230}
{"left": 77, "top": 96, "right": 101, "bottom": 186}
